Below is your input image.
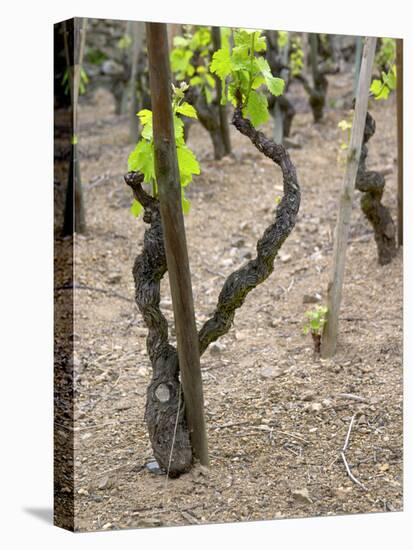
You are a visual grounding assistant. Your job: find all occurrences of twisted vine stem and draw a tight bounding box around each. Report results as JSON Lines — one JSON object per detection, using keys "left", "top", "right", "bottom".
{"left": 198, "top": 107, "right": 300, "bottom": 354}
{"left": 355, "top": 111, "right": 396, "bottom": 265}
{"left": 125, "top": 172, "right": 191, "bottom": 477}
{"left": 125, "top": 107, "right": 300, "bottom": 476}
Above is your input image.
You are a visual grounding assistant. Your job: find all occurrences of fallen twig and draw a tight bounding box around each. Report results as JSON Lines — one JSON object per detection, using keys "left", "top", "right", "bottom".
{"left": 338, "top": 393, "right": 369, "bottom": 403}
{"left": 341, "top": 451, "right": 367, "bottom": 490}
{"left": 341, "top": 413, "right": 367, "bottom": 490}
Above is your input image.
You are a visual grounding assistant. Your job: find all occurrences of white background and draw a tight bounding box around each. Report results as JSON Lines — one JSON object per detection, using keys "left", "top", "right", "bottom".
{"left": 0, "top": 0, "right": 411, "bottom": 547}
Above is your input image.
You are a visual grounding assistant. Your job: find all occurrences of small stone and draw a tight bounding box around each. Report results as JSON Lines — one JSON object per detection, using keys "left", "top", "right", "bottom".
{"left": 98, "top": 476, "right": 112, "bottom": 490}
{"left": 301, "top": 390, "right": 316, "bottom": 402}
{"left": 146, "top": 460, "right": 164, "bottom": 475}
{"left": 77, "top": 487, "right": 89, "bottom": 496}
{"left": 137, "top": 366, "right": 148, "bottom": 376}
{"left": 231, "top": 238, "right": 246, "bottom": 248}
{"left": 210, "top": 342, "right": 225, "bottom": 355}
{"left": 303, "top": 293, "right": 322, "bottom": 304}
{"left": 115, "top": 400, "right": 133, "bottom": 411}
{"left": 357, "top": 414, "right": 368, "bottom": 425}
{"left": 279, "top": 253, "right": 292, "bottom": 263}
{"left": 107, "top": 273, "right": 122, "bottom": 284}
{"left": 260, "top": 366, "right": 286, "bottom": 379}
{"left": 221, "top": 258, "right": 233, "bottom": 268}
{"left": 309, "top": 402, "right": 322, "bottom": 413}
{"left": 239, "top": 248, "right": 253, "bottom": 260}
{"left": 101, "top": 59, "right": 124, "bottom": 75}
{"left": 240, "top": 221, "right": 251, "bottom": 231}
{"left": 292, "top": 488, "right": 313, "bottom": 504}
{"left": 192, "top": 464, "right": 210, "bottom": 480}
{"left": 102, "top": 522, "right": 113, "bottom": 530}
{"left": 268, "top": 318, "right": 283, "bottom": 328}
{"left": 322, "top": 398, "right": 333, "bottom": 408}
{"left": 137, "top": 518, "right": 162, "bottom": 527}
{"left": 334, "top": 486, "right": 352, "bottom": 499}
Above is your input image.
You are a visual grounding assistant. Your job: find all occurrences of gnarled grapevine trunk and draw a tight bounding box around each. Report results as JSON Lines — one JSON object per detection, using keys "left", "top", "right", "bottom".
{"left": 185, "top": 86, "right": 229, "bottom": 160}
{"left": 295, "top": 33, "right": 339, "bottom": 123}
{"left": 265, "top": 30, "right": 295, "bottom": 142}
{"left": 125, "top": 107, "right": 300, "bottom": 476}
{"left": 355, "top": 111, "right": 396, "bottom": 265}
{"left": 125, "top": 173, "right": 192, "bottom": 477}
{"left": 296, "top": 72, "right": 329, "bottom": 123}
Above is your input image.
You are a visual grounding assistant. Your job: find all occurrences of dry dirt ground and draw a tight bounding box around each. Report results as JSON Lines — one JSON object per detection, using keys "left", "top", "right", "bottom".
{"left": 54, "top": 71, "right": 403, "bottom": 531}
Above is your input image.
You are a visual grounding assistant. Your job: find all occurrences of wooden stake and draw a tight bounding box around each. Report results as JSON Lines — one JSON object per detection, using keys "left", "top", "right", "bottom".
{"left": 321, "top": 37, "right": 377, "bottom": 358}
{"left": 353, "top": 36, "right": 363, "bottom": 95}
{"left": 62, "top": 18, "right": 87, "bottom": 235}
{"left": 145, "top": 22, "right": 209, "bottom": 467}
{"left": 396, "top": 39, "right": 403, "bottom": 247}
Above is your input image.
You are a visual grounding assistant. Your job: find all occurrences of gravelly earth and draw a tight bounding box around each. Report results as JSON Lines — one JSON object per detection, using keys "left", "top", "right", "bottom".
{"left": 54, "top": 70, "right": 402, "bottom": 532}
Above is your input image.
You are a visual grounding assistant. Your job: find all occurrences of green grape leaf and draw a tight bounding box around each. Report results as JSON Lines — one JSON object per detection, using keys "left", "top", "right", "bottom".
{"left": 234, "top": 30, "right": 266, "bottom": 53}
{"left": 182, "top": 193, "right": 191, "bottom": 214}
{"left": 252, "top": 74, "right": 265, "bottom": 89}
{"left": 210, "top": 47, "right": 232, "bottom": 81}
{"left": 205, "top": 73, "right": 216, "bottom": 88}
{"left": 170, "top": 48, "right": 193, "bottom": 76}
{"left": 310, "top": 319, "right": 320, "bottom": 331}
{"left": 130, "top": 199, "right": 143, "bottom": 218}
{"left": 220, "top": 27, "right": 231, "bottom": 51}
{"left": 190, "top": 75, "right": 203, "bottom": 86}
{"left": 370, "top": 79, "right": 383, "bottom": 96}
{"left": 173, "top": 36, "right": 189, "bottom": 48}
{"left": 137, "top": 109, "right": 153, "bottom": 140}
{"left": 128, "top": 140, "right": 155, "bottom": 183}
{"left": 175, "top": 102, "right": 198, "bottom": 119}
{"left": 244, "top": 90, "right": 269, "bottom": 127}
{"left": 277, "top": 31, "right": 288, "bottom": 49}
{"left": 205, "top": 86, "right": 213, "bottom": 104}
{"left": 177, "top": 144, "right": 200, "bottom": 186}
{"left": 383, "top": 67, "right": 396, "bottom": 90}
{"left": 256, "top": 57, "right": 285, "bottom": 96}
{"left": 173, "top": 115, "right": 185, "bottom": 144}
{"left": 370, "top": 78, "right": 390, "bottom": 100}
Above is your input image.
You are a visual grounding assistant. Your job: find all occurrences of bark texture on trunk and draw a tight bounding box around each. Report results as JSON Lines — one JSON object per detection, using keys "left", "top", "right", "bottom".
{"left": 186, "top": 86, "right": 228, "bottom": 160}
{"left": 125, "top": 172, "right": 192, "bottom": 477}
{"left": 125, "top": 108, "right": 300, "bottom": 476}
{"left": 355, "top": 112, "right": 396, "bottom": 265}
{"left": 198, "top": 107, "right": 301, "bottom": 353}
{"left": 295, "top": 33, "right": 339, "bottom": 123}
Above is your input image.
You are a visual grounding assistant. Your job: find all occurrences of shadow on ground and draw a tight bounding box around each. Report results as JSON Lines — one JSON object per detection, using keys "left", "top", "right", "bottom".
{"left": 23, "top": 507, "right": 53, "bottom": 525}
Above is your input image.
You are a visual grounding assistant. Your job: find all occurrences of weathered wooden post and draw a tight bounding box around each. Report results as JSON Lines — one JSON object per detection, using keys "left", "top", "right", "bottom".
{"left": 321, "top": 37, "right": 377, "bottom": 358}
{"left": 353, "top": 36, "right": 363, "bottom": 95}
{"left": 145, "top": 22, "right": 209, "bottom": 467}
{"left": 62, "top": 18, "right": 87, "bottom": 235}
{"left": 396, "top": 38, "right": 403, "bottom": 247}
